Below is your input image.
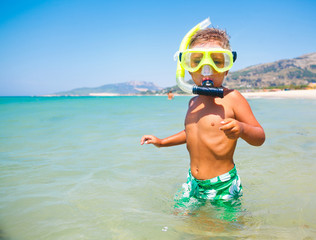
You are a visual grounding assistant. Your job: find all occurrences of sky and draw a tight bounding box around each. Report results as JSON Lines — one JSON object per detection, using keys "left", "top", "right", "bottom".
{"left": 0, "top": 0, "right": 315, "bottom": 96}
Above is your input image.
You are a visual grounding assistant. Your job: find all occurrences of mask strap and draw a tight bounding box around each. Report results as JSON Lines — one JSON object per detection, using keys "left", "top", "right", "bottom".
{"left": 232, "top": 51, "right": 237, "bottom": 62}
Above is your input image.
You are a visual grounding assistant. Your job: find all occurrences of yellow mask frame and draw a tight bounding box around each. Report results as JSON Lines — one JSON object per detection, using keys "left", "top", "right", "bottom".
{"left": 179, "top": 48, "right": 235, "bottom": 73}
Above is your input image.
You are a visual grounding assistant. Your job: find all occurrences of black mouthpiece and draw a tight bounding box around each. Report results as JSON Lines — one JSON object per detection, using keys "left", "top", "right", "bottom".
{"left": 192, "top": 86, "right": 224, "bottom": 98}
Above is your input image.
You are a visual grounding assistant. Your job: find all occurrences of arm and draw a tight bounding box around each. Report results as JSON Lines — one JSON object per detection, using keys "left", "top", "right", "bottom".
{"left": 140, "top": 130, "right": 186, "bottom": 148}
{"left": 220, "top": 91, "right": 265, "bottom": 146}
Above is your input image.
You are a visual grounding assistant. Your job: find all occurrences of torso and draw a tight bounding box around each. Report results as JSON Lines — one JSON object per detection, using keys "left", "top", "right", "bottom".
{"left": 185, "top": 90, "right": 237, "bottom": 180}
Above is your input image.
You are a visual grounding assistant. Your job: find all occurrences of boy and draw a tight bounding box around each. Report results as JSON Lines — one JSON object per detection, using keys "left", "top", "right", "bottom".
{"left": 140, "top": 27, "right": 265, "bottom": 209}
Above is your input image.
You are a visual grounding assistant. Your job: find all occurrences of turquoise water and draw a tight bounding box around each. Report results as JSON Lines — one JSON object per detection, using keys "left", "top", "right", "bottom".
{"left": 1, "top": 96, "right": 316, "bottom": 239}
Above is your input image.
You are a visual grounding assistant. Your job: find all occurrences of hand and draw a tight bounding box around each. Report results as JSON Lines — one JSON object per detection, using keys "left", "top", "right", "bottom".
{"left": 219, "top": 118, "right": 243, "bottom": 140}
{"left": 140, "top": 135, "right": 162, "bottom": 148}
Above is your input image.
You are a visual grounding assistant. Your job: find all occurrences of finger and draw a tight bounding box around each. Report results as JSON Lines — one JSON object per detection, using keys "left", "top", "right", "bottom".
{"left": 220, "top": 118, "right": 233, "bottom": 125}
{"left": 223, "top": 130, "right": 237, "bottom": 139}
{"left": 220, "top": 121, "right": 234, "bottom": 131}
{"left": 141, "top": 135, "right": 151, "bottom": 145}
{"left": 219, "top": 119, "right": 233, "bottom": 130}
{"left": 224, "top": 126, "right": 240, "bottom": 139}
{"left": 140, "top": 136, "right": 145, "bottom": 144}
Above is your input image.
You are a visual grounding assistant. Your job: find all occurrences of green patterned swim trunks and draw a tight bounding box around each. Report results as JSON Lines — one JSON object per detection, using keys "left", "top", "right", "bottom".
{"left": 174, "top": 166, "right": 243, "bottom": 210}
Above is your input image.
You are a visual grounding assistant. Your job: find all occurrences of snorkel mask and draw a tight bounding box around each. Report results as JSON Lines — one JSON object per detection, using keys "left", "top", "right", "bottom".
{"left": 175, "top": 18, "right": 237, "bottom": 98}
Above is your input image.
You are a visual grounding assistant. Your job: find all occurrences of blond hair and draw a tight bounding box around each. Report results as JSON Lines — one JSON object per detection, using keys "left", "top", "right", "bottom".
{"left": 189, "top": 28, "right": 231, "bottom": 50}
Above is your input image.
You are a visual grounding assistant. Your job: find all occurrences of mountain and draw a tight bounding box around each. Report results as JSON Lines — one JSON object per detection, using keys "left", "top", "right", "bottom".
{"left": 54, "top": 52, "right": 316, "bottom": 96}
{"left": 225, "top": 52, "right": 316, "bottom": 89}
{"left": 55, "top": 81, "right": 162, "bottom": 96}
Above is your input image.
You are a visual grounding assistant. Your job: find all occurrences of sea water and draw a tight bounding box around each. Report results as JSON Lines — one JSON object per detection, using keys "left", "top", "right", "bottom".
{"left": 0, "top": 96, "right": 315, "bottom": 239}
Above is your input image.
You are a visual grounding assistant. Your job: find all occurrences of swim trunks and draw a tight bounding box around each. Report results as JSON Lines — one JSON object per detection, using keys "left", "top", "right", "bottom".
{"left": 174, "top": 166, "right": 243, "bottom": 210}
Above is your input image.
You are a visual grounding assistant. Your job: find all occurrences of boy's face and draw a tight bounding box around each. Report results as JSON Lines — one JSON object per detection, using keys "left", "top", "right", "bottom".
{"left": 188, "top": 40, "right": 228, "bottom": 88}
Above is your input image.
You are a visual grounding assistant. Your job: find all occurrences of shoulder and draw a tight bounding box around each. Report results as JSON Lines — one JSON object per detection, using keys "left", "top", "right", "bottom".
{"left": 223, "top": 89, "right": 251, "bottom": 112}
{"left": 188, "top": 96, "right": 198, "bottom": 107}
{"left": 224, "top": 89, "right": 247, "bottom": 102}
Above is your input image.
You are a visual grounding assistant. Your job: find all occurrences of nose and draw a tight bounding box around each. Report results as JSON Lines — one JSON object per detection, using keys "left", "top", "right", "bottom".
{"left": 201, "top": 65, "right": 214, "bottom": 76}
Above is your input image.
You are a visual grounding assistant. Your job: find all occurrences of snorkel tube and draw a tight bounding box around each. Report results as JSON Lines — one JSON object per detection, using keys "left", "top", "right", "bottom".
{"left": 176, "top": 18, "right": 224, "bottom": 98}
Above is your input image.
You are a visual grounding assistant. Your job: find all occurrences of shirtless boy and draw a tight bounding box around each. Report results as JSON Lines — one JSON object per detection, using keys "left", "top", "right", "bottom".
{"left": 140, "top": 26, "right": 265, "bottom": 208}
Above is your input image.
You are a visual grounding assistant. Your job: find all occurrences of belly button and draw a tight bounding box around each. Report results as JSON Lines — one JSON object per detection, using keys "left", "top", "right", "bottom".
{"left": 211, "top": 122, "right": 215, "bottom": 126}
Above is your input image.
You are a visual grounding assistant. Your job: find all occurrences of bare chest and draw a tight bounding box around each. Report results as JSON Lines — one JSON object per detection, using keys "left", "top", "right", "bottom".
{"left": 185, "top": 99, "right": 234, "bottom": 131}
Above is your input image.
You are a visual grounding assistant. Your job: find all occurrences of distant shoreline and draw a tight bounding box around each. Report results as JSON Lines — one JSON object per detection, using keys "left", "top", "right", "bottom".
{"left": 241, "top": 89, "right": 316, "bottom": 99}
{"left": 5, "top": 89, "right": 314, "bottom": 99}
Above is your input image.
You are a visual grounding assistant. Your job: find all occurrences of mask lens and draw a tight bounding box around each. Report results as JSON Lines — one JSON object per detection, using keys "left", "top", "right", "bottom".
{"left": 190, "top": 52, "right": 203, "bottom": 68}
{"left": 181, "top": 52, "right": 204, "bottom": 71}
{"left": 210, "top": 52, "right": 225, "bottom": 68}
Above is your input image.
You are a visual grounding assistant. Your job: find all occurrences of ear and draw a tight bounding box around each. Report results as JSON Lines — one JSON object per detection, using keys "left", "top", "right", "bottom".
{"left": 225, "top": 71, "right": 229, "bottom": 76}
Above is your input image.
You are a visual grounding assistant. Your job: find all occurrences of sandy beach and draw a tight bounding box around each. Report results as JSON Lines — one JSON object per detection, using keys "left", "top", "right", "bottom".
{"left": 241, "top": 89, "right": 316, "bottom": 99}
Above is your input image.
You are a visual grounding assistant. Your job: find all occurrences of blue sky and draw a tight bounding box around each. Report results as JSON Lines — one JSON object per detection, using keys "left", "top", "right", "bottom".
{"left": 0, "top": 0, "right": 315, "bottom": 96}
